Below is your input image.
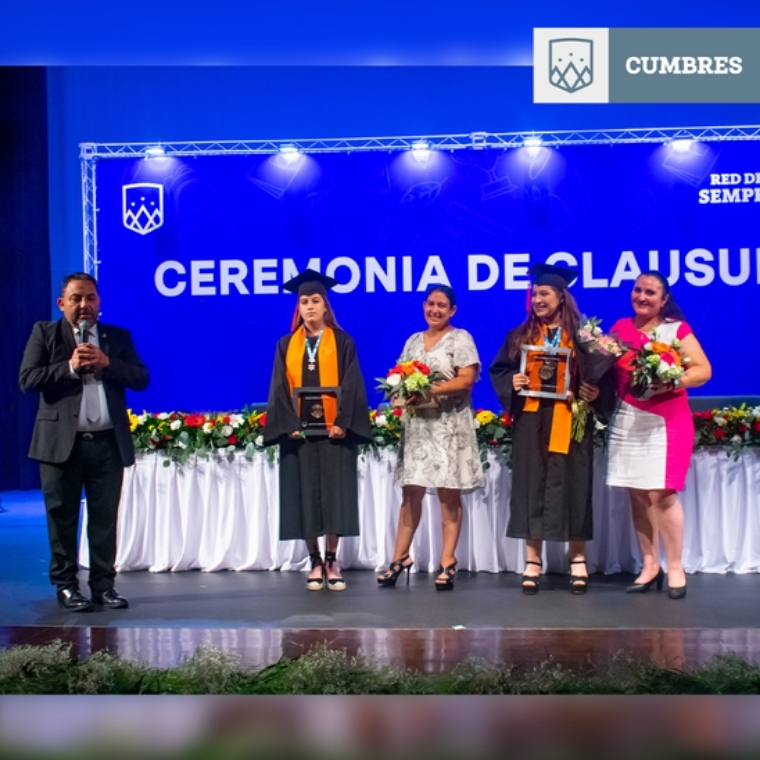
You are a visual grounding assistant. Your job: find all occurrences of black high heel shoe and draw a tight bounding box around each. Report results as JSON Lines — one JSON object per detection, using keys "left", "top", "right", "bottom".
{"left": 377, "top": 556, "right": 413, "bottom": 587}
{"left": 324, "top": 551, "right": 346, "bottom": 592}
{"left": 522, "top": 559, "right": 541, "bottom": 595}
{"left": 435, "top": 562, "right": 457, "bottom": 591}
{"left": 668, "top": 585, "right": 687, "bottom": 600}
{"left": 625, "top": 567, "right": 664, "bottom": 594}
{"left": 306, "top": 551, "right": 325, "bottom": 591}
{"left": 569, "top": 559, "right": 588, "bottom": 595}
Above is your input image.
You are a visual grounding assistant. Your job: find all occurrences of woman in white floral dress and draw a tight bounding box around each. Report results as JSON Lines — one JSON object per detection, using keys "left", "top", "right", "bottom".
{"left": 377, "top": 285, "right": 484, "bottom": 590}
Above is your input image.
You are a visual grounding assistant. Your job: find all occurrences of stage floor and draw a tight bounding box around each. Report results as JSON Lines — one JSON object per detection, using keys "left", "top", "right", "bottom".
{"left": 3, "top": 490, "right": 760, "bottom": 672}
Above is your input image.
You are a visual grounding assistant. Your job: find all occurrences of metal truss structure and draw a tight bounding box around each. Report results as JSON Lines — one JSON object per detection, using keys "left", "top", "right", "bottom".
{"left": 80, "top": 125, "right": 760, "bottom": 275}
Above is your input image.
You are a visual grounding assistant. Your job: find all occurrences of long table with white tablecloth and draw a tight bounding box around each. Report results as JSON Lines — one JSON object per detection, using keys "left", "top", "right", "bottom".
{"left": 80, "top": 448, "right": 760, "bottom": 575}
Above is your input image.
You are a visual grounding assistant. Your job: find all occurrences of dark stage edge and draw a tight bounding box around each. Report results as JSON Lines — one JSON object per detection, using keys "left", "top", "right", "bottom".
{"left": 3, "top": 491, "right": 760, "bottom": 671}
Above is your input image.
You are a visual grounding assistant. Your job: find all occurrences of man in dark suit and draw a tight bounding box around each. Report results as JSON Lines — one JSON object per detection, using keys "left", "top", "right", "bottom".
{"left": 19, "top": 272, "right": 149, "bottom": 611}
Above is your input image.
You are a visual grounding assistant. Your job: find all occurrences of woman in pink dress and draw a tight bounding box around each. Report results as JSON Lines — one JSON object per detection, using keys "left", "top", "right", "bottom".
{"left": 607, "top": 271, "right": 711, "bottom": 599}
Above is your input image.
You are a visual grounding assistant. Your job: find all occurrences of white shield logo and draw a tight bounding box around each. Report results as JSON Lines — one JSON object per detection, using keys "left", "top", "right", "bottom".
{"left": 123, "top": 183, "right": 164, "bottom": 235}
{"left": 549, "top": 38, "right": 593, "bottom": 93}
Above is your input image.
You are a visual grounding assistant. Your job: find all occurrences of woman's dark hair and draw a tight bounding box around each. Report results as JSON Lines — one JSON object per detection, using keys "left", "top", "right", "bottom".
{"left": 424, "top": 284, "right": 457, "bottom": 308}
{"left": 638, "top": 270, "right": 686, "bottom": 321}
{"left": 508, "top": 285, "right": 581, "bottom": 360}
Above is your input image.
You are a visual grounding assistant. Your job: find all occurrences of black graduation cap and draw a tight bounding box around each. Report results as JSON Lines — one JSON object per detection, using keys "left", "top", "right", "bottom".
{"left": 529, "top": 262, "right": 578, "bottom": 289}
{"left": 282, "top": 268, "right": 339, "bottom": 297}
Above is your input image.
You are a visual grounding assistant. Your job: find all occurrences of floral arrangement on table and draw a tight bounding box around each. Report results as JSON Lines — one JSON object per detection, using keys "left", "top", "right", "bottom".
{"left": 128, "top": 406, "right": 270, "bottom": 466}
{"left": 473, "top": 409, "right": 514, "bottom": 469}
{"left": 376, "top": 360, "right": 445, "bottom": 413}
{"left": 130, "top": 404, "right": 760, "bottom": 465}
{"left": 693, "top": 404, "right": 760, "bottom": 458}
{"left": 572, "top": 317, "right": 624, "bottom": 443}
{"left": 367, "top": 404, "right": 404, "bottom": 449}
{"left": 629, "top": 333, "right": 689, "bottom": 399}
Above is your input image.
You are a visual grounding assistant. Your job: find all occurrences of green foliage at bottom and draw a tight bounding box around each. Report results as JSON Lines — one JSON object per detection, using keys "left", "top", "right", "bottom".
{"left": 1, "top": 641, "right": 760, "bottom": 696}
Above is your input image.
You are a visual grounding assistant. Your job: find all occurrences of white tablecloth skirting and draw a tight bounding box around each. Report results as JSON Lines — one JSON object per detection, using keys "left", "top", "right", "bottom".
{"left": 80, "top": 448, "right": 760, "bottom": 575}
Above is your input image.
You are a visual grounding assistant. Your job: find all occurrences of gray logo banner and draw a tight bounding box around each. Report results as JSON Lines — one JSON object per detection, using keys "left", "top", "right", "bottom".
{"left": 610, "top": 28, "right": 760, "bottom": 103}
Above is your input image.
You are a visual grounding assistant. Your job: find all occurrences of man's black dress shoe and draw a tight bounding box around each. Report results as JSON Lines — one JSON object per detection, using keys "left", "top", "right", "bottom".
{"left": 92, "top": 588, "right": 129, "bottom": 609}
{"left": 57, "top": 588, "right": 94, "bottom": 612}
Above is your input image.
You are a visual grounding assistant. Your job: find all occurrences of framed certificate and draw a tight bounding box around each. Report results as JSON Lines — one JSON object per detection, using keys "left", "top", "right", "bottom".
{"left": 518, "top": 345, "right": 572, "bottom": 400}
{"left": 293, "top": 386, "right": 341, "bottom": 436}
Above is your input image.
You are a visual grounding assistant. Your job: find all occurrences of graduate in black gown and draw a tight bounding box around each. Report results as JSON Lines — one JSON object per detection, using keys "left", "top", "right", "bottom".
{"left": 489, "top": 263, "right": 615, "bottom": 595}
{"left": 262, "top": 270, "right": 372, "bottom": 591}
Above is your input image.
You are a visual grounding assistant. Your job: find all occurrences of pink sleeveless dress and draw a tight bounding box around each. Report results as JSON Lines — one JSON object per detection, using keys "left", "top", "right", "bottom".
{"left": 606, "top": 318, "right": 694, "bottom": 492}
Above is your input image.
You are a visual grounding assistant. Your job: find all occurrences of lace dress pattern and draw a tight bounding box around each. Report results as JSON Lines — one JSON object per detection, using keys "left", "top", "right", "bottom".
{"left": 394, "top": 329, "right": 485, "bottom": 492}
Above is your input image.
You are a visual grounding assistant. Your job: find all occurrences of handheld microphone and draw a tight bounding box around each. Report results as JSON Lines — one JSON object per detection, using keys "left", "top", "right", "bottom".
{"left": 78, "top": 318, "right": 92, "bottom": 344}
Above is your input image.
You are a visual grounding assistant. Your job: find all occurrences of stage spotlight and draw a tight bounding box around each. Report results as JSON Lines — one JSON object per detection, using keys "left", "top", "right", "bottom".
{"left": 144, "top": 146, "right": 166, "bottom": 158}
{"left": 411, "top": 140, "right": 432, "bottom": 165}
{"left": 522, "top": 136, "right": 544, "bottom": 158}
{"left": 279, "top": 144, "right": 301, "bottom": 164}
{"left": 670, "top": 138, "right": 695, "bottom": 152}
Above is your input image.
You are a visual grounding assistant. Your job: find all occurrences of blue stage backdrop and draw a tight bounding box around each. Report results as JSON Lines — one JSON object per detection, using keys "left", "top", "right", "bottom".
{"left": 94, "top": 140, "right": 760, "bottom": 412}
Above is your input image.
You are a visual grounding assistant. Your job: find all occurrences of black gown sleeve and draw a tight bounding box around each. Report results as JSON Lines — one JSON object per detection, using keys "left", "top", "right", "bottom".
{"left": 262, "top": 335, "right": 302, "bottom": 445}
{"left": 489, "top": 328, "right": 521, "bottom": 415}
{"left": 334, "top": 330, "right": 372, "bottom": 443}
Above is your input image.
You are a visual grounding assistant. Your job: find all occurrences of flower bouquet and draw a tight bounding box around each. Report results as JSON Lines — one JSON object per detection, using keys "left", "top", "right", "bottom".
{"left": 571, "top": 317, "right": 624, "bottom": 442}
{"left": 128, "top": 408, "right": 271, "bottom": 465}
{"left": 629, "top": 333, "right": 689, "bottom": 400}
{"left": 368, "top": 404, "right": 404, "bottom": 448}
{"left": 473, "top": 409, "right": 514, "bottom": 468}
{"left": 693, "top": 404, "right": 760, "bottom": 458}
{"left": 376, "top": 360, "right": 445, "bottom": 414}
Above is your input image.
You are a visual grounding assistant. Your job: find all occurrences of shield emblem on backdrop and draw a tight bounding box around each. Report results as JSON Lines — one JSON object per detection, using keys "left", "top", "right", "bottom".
{"left": 549, "top": 38, "right": 593, "bottom": 93}
{"left": 122, "top": 183, "right": 164, "bottom": 235}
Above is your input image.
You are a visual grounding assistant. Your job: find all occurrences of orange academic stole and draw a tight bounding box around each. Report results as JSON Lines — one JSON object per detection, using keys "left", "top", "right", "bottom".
{"left": 285, "top": 326, "right": 339, "bottom": 428}
{"left": 522, "top": 327, "right": 573, "bottom": 454}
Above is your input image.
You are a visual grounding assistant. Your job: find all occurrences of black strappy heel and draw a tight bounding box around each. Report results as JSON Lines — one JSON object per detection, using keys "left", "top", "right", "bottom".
{"left": 324, "top": 551, "right": 346, "bottom": 592}
{"left": 569, "top": 559, "right": 589, "bottom": 595}
{"left": 377, "top": 556, "right": 413, "bottom": 587}
{"left": 522, "top": 559, "right": 541, "bottom": 595}
{"left": 435, "top": 562, "right": 457, "bottom": 591}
